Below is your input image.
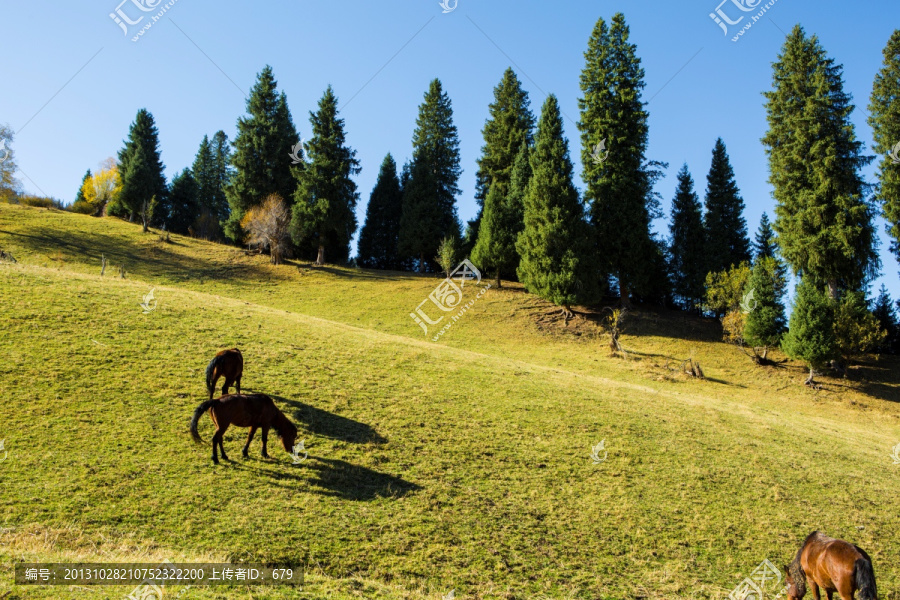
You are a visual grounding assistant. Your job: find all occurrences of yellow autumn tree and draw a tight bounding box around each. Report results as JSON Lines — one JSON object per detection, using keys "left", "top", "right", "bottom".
{"left": 72, "top": 158, "right": 121, "bottom": 216}
{"left": 241, "top": 193, "right": 293, "bottom": 265}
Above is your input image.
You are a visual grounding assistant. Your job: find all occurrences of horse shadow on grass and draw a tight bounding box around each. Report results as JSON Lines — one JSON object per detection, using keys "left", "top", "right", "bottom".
{"left": 229, "top": 456, "right": 419, "bottom": 501}
{"left": 268, "top": 394, "right": 387, "bottom": 444}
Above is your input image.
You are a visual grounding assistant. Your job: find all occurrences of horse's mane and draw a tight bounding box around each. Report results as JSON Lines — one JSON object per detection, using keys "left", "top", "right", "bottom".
{"left": 789, "top": 531, "right": 822, "bottom": 597}
{"left": 271, "top": 408, "right": 297, "bottom": 437}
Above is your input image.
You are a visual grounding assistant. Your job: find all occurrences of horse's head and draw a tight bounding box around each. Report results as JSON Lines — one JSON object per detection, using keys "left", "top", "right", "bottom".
{"left": 274, "top": 418, "right": 298, "bottom": 454}
{"left": 784, "top": 562, "right": 807, "bottom": 600}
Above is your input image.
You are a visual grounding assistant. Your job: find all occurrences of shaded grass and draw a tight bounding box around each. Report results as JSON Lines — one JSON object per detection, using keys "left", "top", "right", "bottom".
{"left": 1, "top": 203, "right": 899, "bottom": 600}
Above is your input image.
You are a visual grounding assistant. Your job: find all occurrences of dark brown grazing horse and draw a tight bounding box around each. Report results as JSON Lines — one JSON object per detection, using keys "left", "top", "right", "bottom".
{"left": 190, "top": 393, "right": 298, "bottom": 464}
{"left": 205, "top": 348, "right": 243, "bottom": 400}
{"left": 785, "top": 531, "right": 877, "bottom": 600}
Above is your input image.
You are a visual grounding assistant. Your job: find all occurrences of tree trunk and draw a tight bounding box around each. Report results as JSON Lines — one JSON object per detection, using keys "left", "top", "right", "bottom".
{"left": 316, "top": 245, "right": 325, "bottom": 266}
{"left": 496, "top": 268, "right": 501, "bottom": 288}
{"left": 619, "top": 278, "right": 631, "bottom": 308}
{"left": 140, "top": 199, "right": 149, "bottom": 232}
{"left": 826, "top": 280, "right": 838, "bottom": 300}
{"left": 805, "top": 366, "right": 815, "bottom": 386}
{"left": 761, "top": 346, "right": 768, "bottom": 360}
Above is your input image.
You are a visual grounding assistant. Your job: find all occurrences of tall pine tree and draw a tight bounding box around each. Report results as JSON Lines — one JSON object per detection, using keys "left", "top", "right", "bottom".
{"left": 578, "top": 13, "right": 665, "bottom": 306}
{"left": 752, "top": 211, "right": 789, "bottom": 300}
{"left": 191, "top": 131, "right": 232, "bottom": 239}
{"left": 468, "top": 68, "right": 535, "bottom": 250}
{"left": 225, "top": 66, "right": 300, "bottom": 243}
{"left": 358, "top": 154, "right": 403, "bottom": 269}
{"left": 763, "top": 26, "right": 877, "bottom": 298}
{"left": 516, "top": 95, "right": 592, "bottom": 318}
{"left": 872, "top": 284, "right": 899, "bottom": 353}
{"left": 753, "top": 212, "right": 777, "bottom": 260}
{"left": 868, "top": 29, "right": 900, "bottom": 263}
{"left": 291, "top": 86, "right": 360, "bottom": 265}
{"left": 167, "top": 168, "right": 199, "bottom": 235}
{"left": 668, "top": 164, "right": 706, "bottom": 310}
{"left": 703, "top": 138, "right": 750, "bottom": 273}
{"left": 473, "top": 142, "right": 532, "bottom": 287}
{"left": 211, "top": 131, "right": 232, "bottom": 214}
{"left": 112, "top": 109, "right": 168, "bottom": 225}
{"left": 398, "top": 79, "right": 462, "bottom": 272}
{"left": 191, "top": 135, "right": 217, "bottom": 236}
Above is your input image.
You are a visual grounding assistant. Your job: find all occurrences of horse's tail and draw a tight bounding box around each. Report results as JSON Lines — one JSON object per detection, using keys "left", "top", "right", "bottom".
{"left": 854, "top": 557, "right": 877, "bottom": 600}
{"left": 205, "top": 355, "right": 221, "bottom": 396}
{"left": 190, "top": 399, "right": 218, "bottom": 443}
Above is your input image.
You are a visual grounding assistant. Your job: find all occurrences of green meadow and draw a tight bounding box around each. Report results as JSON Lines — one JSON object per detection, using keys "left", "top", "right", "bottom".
{"left": 1, "top": 202, "right": 899, "bottom": 600}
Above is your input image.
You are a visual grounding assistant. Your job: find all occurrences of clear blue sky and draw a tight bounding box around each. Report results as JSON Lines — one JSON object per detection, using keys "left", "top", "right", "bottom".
{"left": 1, "top": 0, "right": 898, "bottom": 300}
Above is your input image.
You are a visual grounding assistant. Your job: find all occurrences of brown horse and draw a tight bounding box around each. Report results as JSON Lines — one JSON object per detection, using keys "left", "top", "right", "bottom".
{"left": 190, "top": 393, "right": 298, "bottom": 464}
{"left": 205, "top": 348, "right": 243, "bottom": 400}
{"left": 785, "top": 531, "right": 877, "bottom": 600}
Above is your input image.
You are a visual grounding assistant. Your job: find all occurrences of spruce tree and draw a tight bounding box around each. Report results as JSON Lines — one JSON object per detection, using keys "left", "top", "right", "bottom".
{"left": 782, "top": 278, "right": 838, "bottom": 385}
{"left": 668, "top": 164, "right": 706, "bottom": 310}
{"left": 357, "top": 153, "right": 403, "bottom": 269}
{"left": 872, "top": 284, "right": 898, "bottom": 353}
{"left": 398, "top": 79, "right": 462, "bottom": 271}
{"left": 704, "top": 138, "right": 750, "bottom": 273}
{"left": 113, "top": 109, "right": 168, "bottom": 224}
{"left": 74, "top": 169, "right": 91, "bottom": 207}
{"left": 208, "top": 131, "right": 232, "bottom": 224}
{"left": 225, "top": 65, "right": 300, "bottom": 242}
{"left": 752, "top": 211, "right": 789, "bottom": 301}
{"left": 119, "top": 141, "right": 169, "bottom": 229}
{"left": 191, "top": 132, "right": 232, "bottom": 239}
{"left": 192, "top": 136, "right": 216, "bottom": 218}
{"left": 516, "top": 95, "right": 592, "bottom": 318}
{"left": 167, "top": 169, "right": 199, "bottom": 235}
{"left": 743, "top": 256, "right": 788, "bottom": 361}
{"left": 868, "top": 29, "right": 900, "bottom": 262}
{"left": 473, "top": 142, "right": 532, "bottom": 287}
{"left": 753, "top": 212, "right": 777, "bottom": 260}
{"left": 469, "top": 68, "right": 535, "bottom": 247}
{"left": 291, "top": 86, "right": 360, "bottom": 265}
{"left": 763, "top": 25, "right": 877, "bottom": 297}
{"left": 578, "top": 13, "right": 665, "bottom": 305}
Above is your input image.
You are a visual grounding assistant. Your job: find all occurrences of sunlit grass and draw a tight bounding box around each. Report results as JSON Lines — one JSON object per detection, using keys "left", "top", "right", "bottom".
{"left": 1, "top": 203, "right": 899, "bottom": 600}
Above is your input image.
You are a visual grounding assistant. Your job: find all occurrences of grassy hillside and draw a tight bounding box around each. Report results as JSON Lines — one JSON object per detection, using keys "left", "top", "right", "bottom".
{"left": 1, "top": 202, "right": 899, "bottom": 600}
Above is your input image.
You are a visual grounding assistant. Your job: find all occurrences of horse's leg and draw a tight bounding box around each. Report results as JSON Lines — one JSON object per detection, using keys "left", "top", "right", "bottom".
{"left": 211, "top": 428, "right": 222, "bottom": 464}
{"left": 236, "top": 375, "right": 241, "bottom": 395}
{"left": 217, "top": 423, "right": 230, "bottom": 462}
{"left": 809, "top": 579, "right": 821, "bottom": 600}
{"left": 261, "top": 427, "right": 270, "bottom": 458}
{"left": 836, "top": 578, "right": 854, "bottom": 600}
{"left": 222, "top": 378, "right": 233, "bottom": 397}
{"left": 243, "top": 426, "right": 257, "bottom": 458}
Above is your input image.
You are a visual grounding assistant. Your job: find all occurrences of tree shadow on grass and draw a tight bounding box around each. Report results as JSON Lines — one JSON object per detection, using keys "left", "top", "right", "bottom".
{"left": 269, "top": 395, "right": 387, "bottom": 444}
{"left": 821, "top": 357, "right": 900, "bottom": 403}
{"left": 0, "top": 226, "right": 282, "bottom": 287}
{"left": 230, "top": 456, "right": 420, "bottom": 501}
